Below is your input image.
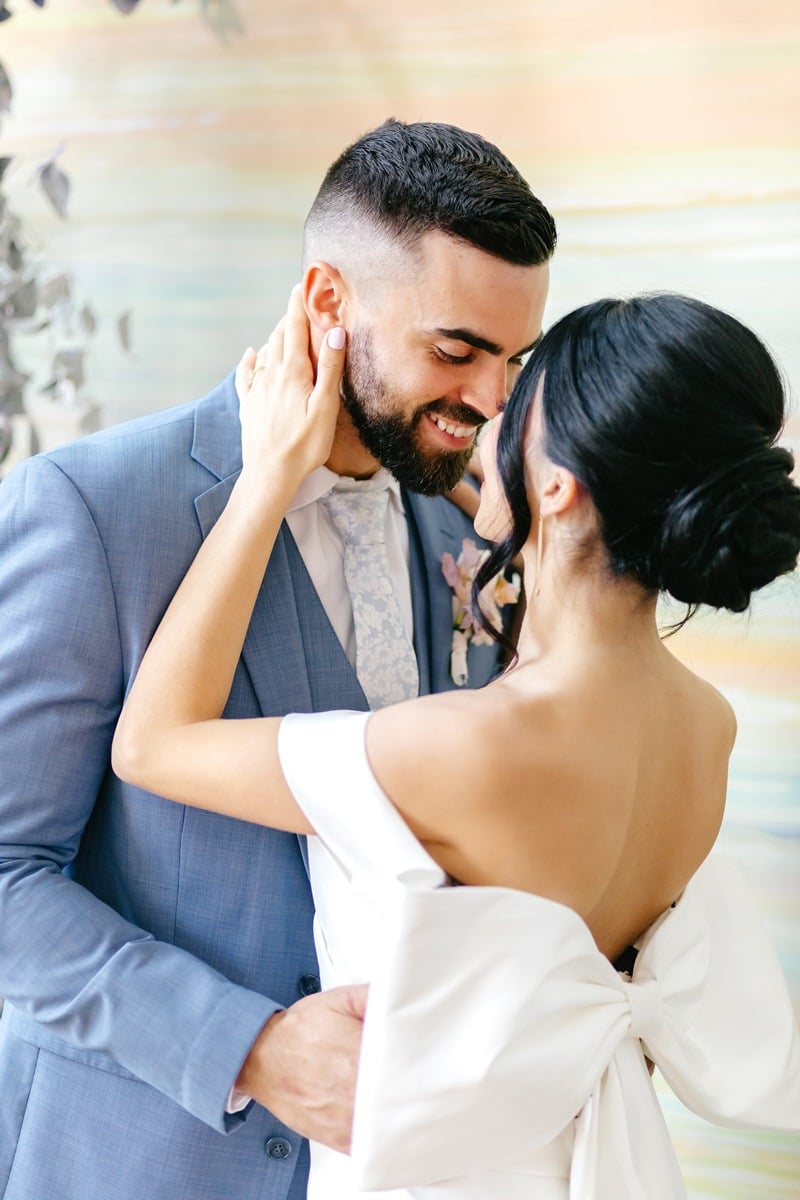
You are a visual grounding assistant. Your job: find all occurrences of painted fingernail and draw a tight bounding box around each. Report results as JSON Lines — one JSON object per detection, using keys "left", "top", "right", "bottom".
{"left": 327, "top": 327, "right": 346, "bottom": 350}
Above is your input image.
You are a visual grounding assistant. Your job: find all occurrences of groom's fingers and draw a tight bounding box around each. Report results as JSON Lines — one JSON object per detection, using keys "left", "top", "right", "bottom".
{"left": 338, "top": 981, "right": 368, "bottom": 1020}
{"left": 238, "top": 982, "right": 364, "bottom": 1154}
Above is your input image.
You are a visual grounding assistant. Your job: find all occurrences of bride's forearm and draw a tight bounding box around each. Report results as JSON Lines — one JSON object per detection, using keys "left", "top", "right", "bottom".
{"left": 110, "top": 465, "right": 318, "bottom": 831}
{"left": 115, "top": 467, "right": 293, "bottom": 745}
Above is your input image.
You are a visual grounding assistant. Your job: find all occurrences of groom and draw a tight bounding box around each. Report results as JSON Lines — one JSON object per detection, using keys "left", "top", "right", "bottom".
{"left": 0, "top": 119, "right": 554, "bottom": 1199}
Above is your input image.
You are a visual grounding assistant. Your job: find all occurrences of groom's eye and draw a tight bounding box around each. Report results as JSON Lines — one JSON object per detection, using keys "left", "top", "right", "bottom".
{"left": 435, "top": 347, "right": 474, "bottom": 365}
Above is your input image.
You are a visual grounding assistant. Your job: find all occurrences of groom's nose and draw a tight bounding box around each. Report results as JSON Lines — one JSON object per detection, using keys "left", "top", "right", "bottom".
{"left": 457, "top": 359, "right": 509, "bottom": 420}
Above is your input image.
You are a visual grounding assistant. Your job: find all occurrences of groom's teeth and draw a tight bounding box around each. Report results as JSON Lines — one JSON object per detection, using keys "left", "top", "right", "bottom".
{"left": 433, "top": 417, "right": 473, "bottom": 438}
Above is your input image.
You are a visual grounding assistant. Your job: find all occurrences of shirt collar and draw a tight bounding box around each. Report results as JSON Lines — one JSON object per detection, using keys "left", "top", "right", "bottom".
{"left": 286, "top": 465, "right": 404, "bottom": 514}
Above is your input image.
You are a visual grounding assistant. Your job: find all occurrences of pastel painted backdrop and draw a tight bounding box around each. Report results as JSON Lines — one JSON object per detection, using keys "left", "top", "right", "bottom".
{"left": 1, "top": 2, "right": 798, "bottom": 1195}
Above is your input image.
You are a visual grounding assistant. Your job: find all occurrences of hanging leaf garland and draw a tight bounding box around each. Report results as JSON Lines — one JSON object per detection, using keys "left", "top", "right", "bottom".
{"left": 0, "top": 63, "right": 12, "bottom": 113}
{"left": 79, "top": 305, "right": 97, "bottom": 336}
{"left": 0, "top": 413, "right": 12, "bottom": 465}
{"left": 117, "top": 310, "right": 132, "bottom": 353}
{"left": 39, "top": 159, "right": 71, "bottom": 218}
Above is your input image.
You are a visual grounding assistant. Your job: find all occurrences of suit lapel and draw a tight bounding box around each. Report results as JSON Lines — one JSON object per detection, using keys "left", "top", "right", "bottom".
{"left": 280, "top": 528, "right": 368, "bottom": 713}
{"left": 405, "top": 489, "right": 505, "bottom": 694}
{"left": 194, "top": 477, "right": 314, "bottom": 715}
{"left": 404, "top": 491, "right": 456, "bottom": 696}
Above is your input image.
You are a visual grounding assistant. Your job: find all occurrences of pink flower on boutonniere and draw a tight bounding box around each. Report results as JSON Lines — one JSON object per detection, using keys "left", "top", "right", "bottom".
{"left": 441, "top": 538, "right": 521, "bottom": 686}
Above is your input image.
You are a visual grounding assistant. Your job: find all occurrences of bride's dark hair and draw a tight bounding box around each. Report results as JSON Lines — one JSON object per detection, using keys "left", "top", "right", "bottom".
{"left": 474, "top": 292, "right": 800, "bottom": 645}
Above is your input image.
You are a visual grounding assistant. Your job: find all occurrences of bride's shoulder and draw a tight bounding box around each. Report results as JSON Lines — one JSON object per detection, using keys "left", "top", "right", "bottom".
{"left": 368, "top": 682, "right": 562, "bottom": 774}
{"left": 670, "top": 656, "right": 738, "bottom": 754}
{"left": 365, "top": 684, "right": 575, "bottom": 848}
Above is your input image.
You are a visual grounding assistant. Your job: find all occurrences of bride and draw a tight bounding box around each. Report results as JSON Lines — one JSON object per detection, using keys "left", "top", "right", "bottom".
{"left": 113, "top": 287, "right": 800, "bottom": 1198}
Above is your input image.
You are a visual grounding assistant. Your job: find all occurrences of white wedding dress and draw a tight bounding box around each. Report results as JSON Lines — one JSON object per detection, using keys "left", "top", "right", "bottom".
{"left": 278, "top": 710, "right": 800, "bottom": 1200}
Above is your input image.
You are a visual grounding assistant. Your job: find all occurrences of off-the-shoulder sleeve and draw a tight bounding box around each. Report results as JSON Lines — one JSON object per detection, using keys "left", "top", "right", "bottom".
{"left": 278, "top": 709, "right": 445, "bottom": 892}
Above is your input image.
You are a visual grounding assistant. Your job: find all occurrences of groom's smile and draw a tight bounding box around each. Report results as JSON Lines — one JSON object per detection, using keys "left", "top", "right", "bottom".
{"left": 334, "top": 232, "right": 549, "bottom": 494}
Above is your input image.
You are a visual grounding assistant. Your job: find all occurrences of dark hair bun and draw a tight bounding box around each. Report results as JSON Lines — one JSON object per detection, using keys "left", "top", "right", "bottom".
{"left": 657, "top": 445, "right": 800, "bottom": 611}
{"left": 478, "top": 293, "right": 800, "bottom": 642}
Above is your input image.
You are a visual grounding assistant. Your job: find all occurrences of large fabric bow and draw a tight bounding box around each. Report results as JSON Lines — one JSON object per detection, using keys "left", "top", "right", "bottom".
{"left": 351, "top": 856, "right": 800, "bottom": 1198}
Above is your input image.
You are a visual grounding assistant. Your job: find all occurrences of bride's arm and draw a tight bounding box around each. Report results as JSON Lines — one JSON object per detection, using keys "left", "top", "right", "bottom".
{"left": 111, "top": 290, "right": 345, "bottom": 833}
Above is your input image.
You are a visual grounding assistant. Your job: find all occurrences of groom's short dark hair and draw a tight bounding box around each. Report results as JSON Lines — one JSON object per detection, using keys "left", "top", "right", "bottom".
{"left": 303, "top": 118, "right": 557, "bottom": 268}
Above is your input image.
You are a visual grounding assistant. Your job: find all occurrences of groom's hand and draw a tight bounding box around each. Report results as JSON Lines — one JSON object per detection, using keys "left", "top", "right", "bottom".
{"left": 236, "top": 983, "right": 368, "bottom": 1153}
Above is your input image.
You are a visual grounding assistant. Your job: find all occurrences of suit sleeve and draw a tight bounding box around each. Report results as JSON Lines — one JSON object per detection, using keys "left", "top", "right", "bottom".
{"left": 0, "top": 455, "right": 278, "bottom": 1132}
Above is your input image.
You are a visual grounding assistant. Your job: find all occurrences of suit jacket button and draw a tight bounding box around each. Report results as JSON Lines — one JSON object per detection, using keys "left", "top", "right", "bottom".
{"left": 299, "top": 973, "right": 321, "bottom": 996}
{"left": 265, "top": 1137, "right": 293, "bottom": 1160}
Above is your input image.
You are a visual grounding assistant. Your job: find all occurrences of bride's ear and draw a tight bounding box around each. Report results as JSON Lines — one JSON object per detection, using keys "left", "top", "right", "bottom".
{"left": 303, "top": 262, "right": 349, "bottom": 337}
{"left": 539, "top": 465, "right": 580, "bottom": 519}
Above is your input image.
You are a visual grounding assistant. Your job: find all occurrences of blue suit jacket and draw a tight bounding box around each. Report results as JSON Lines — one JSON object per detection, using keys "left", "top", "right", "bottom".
{"left": 0, "top": 374, "right": 503, "bottom": 1200}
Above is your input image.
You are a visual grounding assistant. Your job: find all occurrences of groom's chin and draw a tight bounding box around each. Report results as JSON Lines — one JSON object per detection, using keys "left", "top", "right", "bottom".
{"left": 391, "top": 450, "right": 475, "bottom": 496}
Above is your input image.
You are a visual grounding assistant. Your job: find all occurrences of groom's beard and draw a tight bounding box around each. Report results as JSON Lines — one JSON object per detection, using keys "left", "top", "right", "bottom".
{"left": 340, "top": 327, "right": 481, "bottom": 496}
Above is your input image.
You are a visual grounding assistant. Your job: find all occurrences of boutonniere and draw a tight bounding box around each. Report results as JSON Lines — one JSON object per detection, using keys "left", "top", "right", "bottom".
{"left": 441, "top": 538, "right": 521, "bottom": 686}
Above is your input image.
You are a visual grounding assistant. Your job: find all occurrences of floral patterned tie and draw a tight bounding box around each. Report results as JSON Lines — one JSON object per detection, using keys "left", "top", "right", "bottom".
{"left": 323, "top": 483, "right": 419, "bottom": 710}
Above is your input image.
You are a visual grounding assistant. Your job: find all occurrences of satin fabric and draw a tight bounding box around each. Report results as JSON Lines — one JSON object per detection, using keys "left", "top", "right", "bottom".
{"left": 278, "top": 710, "right": 800, "bottom": 1200}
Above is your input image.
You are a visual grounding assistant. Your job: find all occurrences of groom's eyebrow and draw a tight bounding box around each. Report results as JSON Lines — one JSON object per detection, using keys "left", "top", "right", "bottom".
{"left": 431, "top": 326, "right": 542, "bottom": 359}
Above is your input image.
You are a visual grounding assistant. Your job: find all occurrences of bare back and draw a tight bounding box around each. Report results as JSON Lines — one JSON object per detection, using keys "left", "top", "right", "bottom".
{"left": 367, "top": 643, "right": 734, "bottom": 963}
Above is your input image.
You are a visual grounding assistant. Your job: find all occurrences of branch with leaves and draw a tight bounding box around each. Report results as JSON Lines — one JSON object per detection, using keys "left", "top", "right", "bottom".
{"left": 0, "top": 61, "right": 133, "bottom": 467}
{"left": 0, "top": 0, "right": 243, "bottom": 42}
{"left": 0, "top": 0, "right": 243, "bottom": 467}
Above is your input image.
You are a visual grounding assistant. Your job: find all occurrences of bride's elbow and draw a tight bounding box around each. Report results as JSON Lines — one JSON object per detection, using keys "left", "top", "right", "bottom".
{"left": 111, "top": 717, "right": 153, "bottom": 788}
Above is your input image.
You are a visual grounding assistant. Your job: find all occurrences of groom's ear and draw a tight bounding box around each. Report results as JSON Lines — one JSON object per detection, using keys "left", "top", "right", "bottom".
{"left": 303, "top": 262, "right": 348, "bottom": 338}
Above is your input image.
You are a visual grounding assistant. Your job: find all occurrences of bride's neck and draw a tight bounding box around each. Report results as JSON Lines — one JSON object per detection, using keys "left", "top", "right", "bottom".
{"left": 514, "top": 544, "right": 663, "bottom": 668}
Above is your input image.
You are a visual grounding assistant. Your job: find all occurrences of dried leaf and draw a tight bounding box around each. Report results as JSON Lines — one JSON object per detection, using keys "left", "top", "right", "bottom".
{"left": 117, "top": 310, "right": 132, "bottom": 352}
{"left": 0, "top": 63, "right": 11, "bottom": 111}
{"left": 53, "top": 347, "right": 84, "bottom": 388}
{"left": 6, "top": 238, "right": 23, "bottom": 272}
{"left": 10, "top": 277, "right": 37, "bottom": 320}
{"left": 200, "top": 0, "right": 243, "bottom": 41}
{"left": 0, "top": 354, "right": 25, "bottom": 386}
{"left": 4, "top": 212, "right": 22, "bottom": 243}
{"left": 0, "top": 357, "right": 28, "bottom": 415}
{"left": 39, "top": 272, "right": 71, "bottom": 309}
{"left": 0, "top": 414, "right": 11, "bottom": 466}
{"left": 80, "top": 305, "right": 97, "bottom": 336}
{"left": 26, "top": 317, "right": 51, "bottom": 334}
{"left": 39, "top": 160, "right": 70, "bottom": 218}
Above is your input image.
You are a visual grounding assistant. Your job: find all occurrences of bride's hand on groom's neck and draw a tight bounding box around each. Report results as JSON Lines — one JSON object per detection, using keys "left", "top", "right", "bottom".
{"left": 235, "top": 288, "right": 346, "bottom": 495}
